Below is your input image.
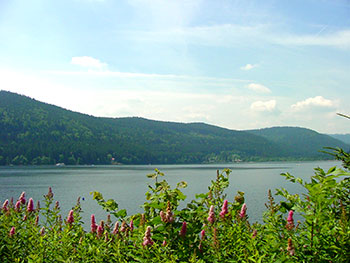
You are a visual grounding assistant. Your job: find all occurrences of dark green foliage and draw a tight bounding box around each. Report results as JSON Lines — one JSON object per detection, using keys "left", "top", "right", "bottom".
{"left": 1, "top": 91, "right": 348, "bottom": 165}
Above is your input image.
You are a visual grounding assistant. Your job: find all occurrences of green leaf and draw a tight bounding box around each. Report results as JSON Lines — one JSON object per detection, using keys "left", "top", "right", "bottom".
{"left": 114, "top": 209, "right": 127, "bottom": 218}
{"left": 147, "top": 173, "right": 157, "bottom": 179}
{"left": 90, "top": 191, "right": 103, "bottom": 201}
{"left": 177, "top": 181, "right": 188, "bottom": 189}
{"left": 105, "top": 199, "right": 119, "bottom": 211}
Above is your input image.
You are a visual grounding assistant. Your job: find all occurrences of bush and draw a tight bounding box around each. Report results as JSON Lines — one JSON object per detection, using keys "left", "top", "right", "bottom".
{"left": 1, "top": 150, "right": 349, "bottom": 262}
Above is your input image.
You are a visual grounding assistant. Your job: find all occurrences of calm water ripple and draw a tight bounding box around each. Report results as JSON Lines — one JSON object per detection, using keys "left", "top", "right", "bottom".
{"left": 0, "top": 161, "right": 340, "bottom": 227}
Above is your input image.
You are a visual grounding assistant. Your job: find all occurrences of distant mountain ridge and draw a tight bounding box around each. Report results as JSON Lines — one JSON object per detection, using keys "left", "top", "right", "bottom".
{"left": 0, "top": 90, "right": 348, "bottom": 165}
{"left": 246, "top": 127, "right": 349, "bottom": 159}
{"left": 328, "top": 134, "right": 350, "bottom": 145}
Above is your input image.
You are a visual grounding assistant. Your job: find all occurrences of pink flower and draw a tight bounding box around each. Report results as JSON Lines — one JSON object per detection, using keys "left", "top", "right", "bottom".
{"left": 2, "top": 199, "right": 9, "bottom": 211}
{"left": 97, "top": 225, "right": 104, "bottom": 238}
{"left": 130, "top": 220, "right": 134, "bottom": 232}
{"left": 198, "top": 243, "right": 203, "bottom": 252}
{"left": 112, "top": 221, "right": 119, "bottom": 235}
{"left": 179, "top": 221, "right": 187, "bottom": 237}
{"left": 287, "top": 210, "right": 294, "bottom": 226}
{"left": 120, "top": 221, "right": 127, "bottom": 232}
{"left": 219, "top": 200, "right": 228, "bottom": 219}
{"left": 19, "top": 192, "right": 26, "bottom": 204}
{"left": 40, "top": 227, "right": 45, "bottom": 236}
{"left": 286, "top": 210, "right": 295, "bottom": 230}
{"left": 9, "top": 227, "right": 15, "bottom": 237}
{"left": 166, "top": 202, "right": 174, "bottom": 223}
{"left": 161, "top": 203, "right": 175, "bottom": 223}
{"left": 207, "top": 205, "right": 215, "bottom": 224}
{"left": 200, "top": 229, "right": 205, "bottom": 240}
{"left": 162, "top": 239, "right": 167, "bottom": 246}
{"left": 27, "top": 198, "right": 34, "bottom": 212}
{"left": 67, "top": 210, "right": 74, "bottom": 224}
{"left": 239, "top": 203, "right": 247, "bottom": 219}
{"left": 142, "top": 226, "right": 154, "bottom": 247}
{"left": 15, "top": 201, "right": 21, "bottom": 212}
{"left": 47, "top": 187, "right": 53, "bottom": 199}
{"left": 160, "top": 211, "right": 167, "bottom": 222}
{"left": 90, "top": 214, "right": 97, "bottom": 233}
{"left": 252, "top": 229, "right": 257, "bottom": 239}
{"left": 287, "top": 238, "right": 295, "bottom": 256}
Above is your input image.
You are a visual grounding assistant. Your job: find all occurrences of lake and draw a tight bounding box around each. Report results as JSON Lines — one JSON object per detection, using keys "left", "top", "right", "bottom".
{"left": 0, "top": 160, "right": 340, "bottom": 227}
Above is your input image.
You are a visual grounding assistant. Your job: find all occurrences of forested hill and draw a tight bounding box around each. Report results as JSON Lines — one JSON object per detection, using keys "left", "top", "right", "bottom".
{"left": 0, "top": 91, "right": 348, "bottom": 165}
{"left": 246, "top": 127, "right": 350, "bottom": 159}
{"left": 328, "top": 134, "right": 350, "bottom": 145}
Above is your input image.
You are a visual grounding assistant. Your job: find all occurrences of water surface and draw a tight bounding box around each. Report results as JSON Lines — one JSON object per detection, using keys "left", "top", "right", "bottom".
{"left": 0, "top": 161, "right": 340, "bottom": 226}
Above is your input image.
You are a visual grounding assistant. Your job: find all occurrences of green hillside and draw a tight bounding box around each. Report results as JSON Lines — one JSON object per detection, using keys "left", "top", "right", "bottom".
{"left": 0, "top": 91, "right": 284, "bottom": 165}
{"left": 246, "top": 127, "right": 350, "bottom": 159}
{"left": 0, "top": 91, "right": 347, "bottom": 165}
{"left": 329, "top": 134, "right": 350, "bottom": 145}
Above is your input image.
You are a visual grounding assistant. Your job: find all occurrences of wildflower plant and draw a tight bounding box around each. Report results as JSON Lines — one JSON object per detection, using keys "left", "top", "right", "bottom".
{"left": 0, "top": 149, "right": 349, "bottom": 262}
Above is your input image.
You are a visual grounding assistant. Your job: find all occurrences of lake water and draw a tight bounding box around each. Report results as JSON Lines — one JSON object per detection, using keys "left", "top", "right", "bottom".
{"left": 0, "top": 161, "right": 340, "bottom": 226}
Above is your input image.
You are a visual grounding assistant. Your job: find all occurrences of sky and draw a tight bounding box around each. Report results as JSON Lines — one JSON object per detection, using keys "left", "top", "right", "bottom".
{"left": 1, "top": 0, "right": 350, "bottom": 133}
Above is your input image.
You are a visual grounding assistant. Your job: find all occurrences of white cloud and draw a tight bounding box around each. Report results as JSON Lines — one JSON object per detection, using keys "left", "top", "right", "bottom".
{"left": 246, "top": 83, "right": 271, "bottom": 93}
{"left": 291, "top": 96, "right": 335, "bottom": 111}
{"left": 71, "top": 56, "right": 107, "bottom": 69}
{"left": 275, "top": 30, "right": 350, "bottom": 49}
{"left": 241, "top": 64, "right": 258, "bottom": 70}
{"left": 250, "top": 100, "right": 276, "bottom": 112}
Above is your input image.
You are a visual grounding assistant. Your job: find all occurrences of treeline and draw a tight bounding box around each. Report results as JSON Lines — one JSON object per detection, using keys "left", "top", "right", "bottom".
{"left": 0, "top": 91, "right": 348, "bottom": 165}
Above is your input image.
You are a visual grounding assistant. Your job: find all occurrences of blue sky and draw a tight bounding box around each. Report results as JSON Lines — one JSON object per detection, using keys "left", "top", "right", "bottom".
{"left": 1, "top": 0, "right": 350, "bottom": 133}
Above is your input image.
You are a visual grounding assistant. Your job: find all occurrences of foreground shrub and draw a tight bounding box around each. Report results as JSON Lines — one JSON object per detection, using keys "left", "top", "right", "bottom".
{"left": 1, "top": 150, "right": 349, "bottom": 262}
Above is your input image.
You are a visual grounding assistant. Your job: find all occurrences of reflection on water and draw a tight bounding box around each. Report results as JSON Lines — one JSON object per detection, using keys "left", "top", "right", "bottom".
{"left": 0, "top": 161, "right": 340, "bottom": 226}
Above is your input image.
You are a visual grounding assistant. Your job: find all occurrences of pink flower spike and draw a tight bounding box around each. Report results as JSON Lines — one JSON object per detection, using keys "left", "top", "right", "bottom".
{"left": 160, "top": 211, "right": 166, "bottom": 222}
{"left": 67, "top": 210, "right": 74, "bottom": 224}
{"left": 219, "top": 200, "right": 228, "bottom": 219}
{"left": 239, "top": 203, "right": 247, "bottom": 219}
{"left": 142, "top": 226, "right": 154, "bottom": 247}
{"left": 47, "top": 187, "right": 53, "bottom": 198}
{"left": 162, "top": 239, "right": 167, "bottom": 246}
{"left": 179, "top": 221, "right": 187, "bottom": 237}
{"left": 97, "top": 225, "right": 104, "bottom": 238}
{"left": 19, "top": 192, "right": 26, "bottom": 204}
{"left": 200, "top": 229, "right": 205, "bottom": 240}
{"left": 130, "top": 220, "right": 134, "bottom": 232}
{"left": 15, "top": 201, "right": 21, "bottom": 211}
{"left": 40, "top": 227, "right": 45, "bottom": 236}
{"left": 2, "top": 199, "right": 9, "bottom": 211}
{"left": 207, "top": 205, "right": 215, "bottom": 224}
{"left": 27, "top": 198, "right": 34, "bottom": 212}
{"left": 252, "top": 229, "right": 257, "bottom": 239}
{"left": 286, "top": 210, "right": 295, "bottom": 229}
{"left": 287, "top": 210, "right": 294, "bottom": 224}
{"left": 120, "top": 221, "right": 126, "bottom": 232}
{"left": 112, "top": 221, "right": 119, "bottom": 235}
{"left": 90, "top": 214, "right": 97, "bottom": 233}
{"left": 9, "top": 227, "right": 15, "bottom": 237}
